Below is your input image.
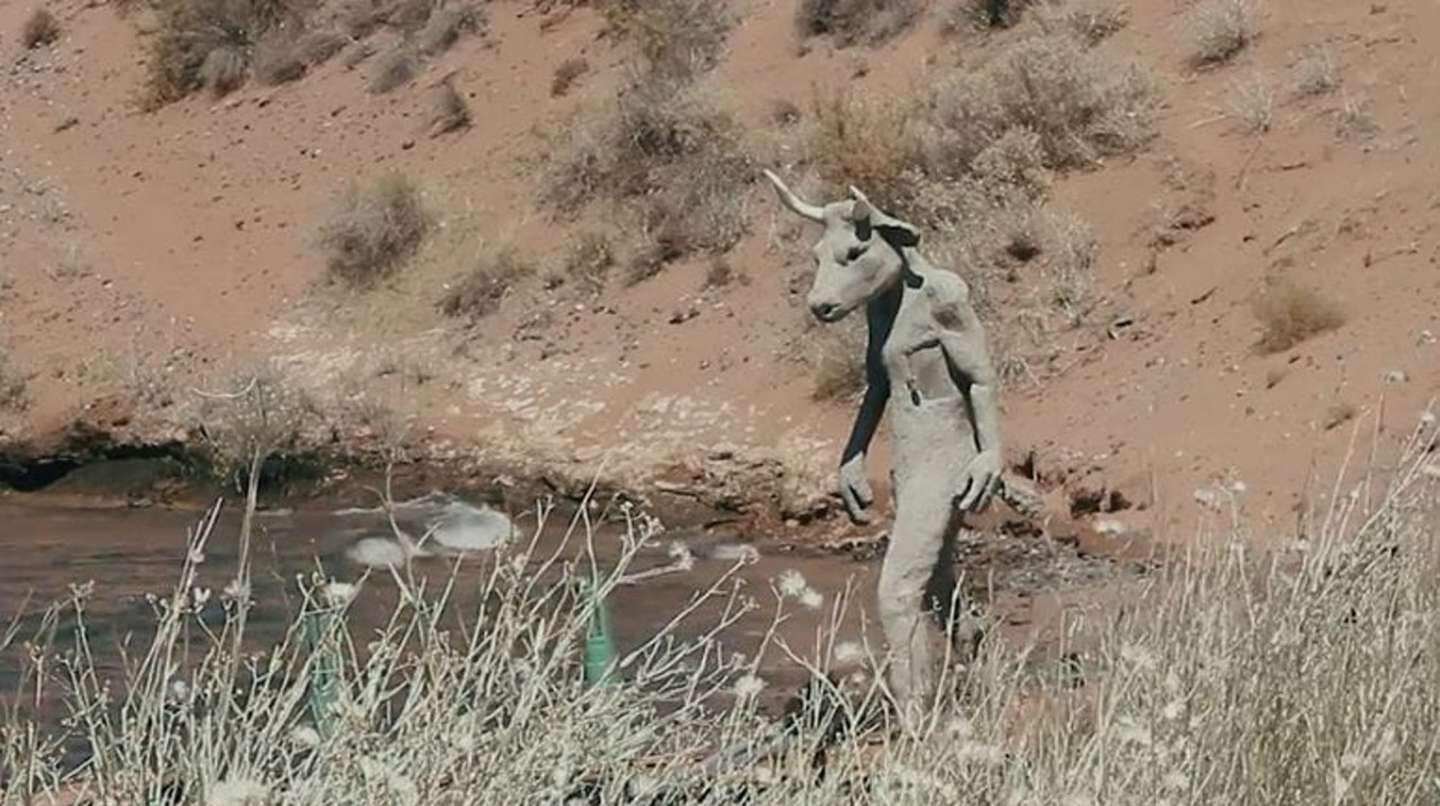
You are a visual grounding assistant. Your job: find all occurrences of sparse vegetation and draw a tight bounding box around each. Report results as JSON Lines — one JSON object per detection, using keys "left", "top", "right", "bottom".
{"left": 769, "top": 98, "right": 803, "bottom": 128}
{"left": 795, "top": 0, "right": 926, "bottom": 47}
{"left": 1042, "top": 212, "right": 1097, "bottom": 323}
{"left": 439, "top": 246, "right": 534, "bottom": 320}
{"left": 618, "top": 0, "right": 735, "bottom": 81}
{"left": 1294, "top": 43, "right": 1340, "bottom": 96}
{"left": 429, "top": 78, "right": 471, "bottom": 136}
{"left": 1039, "top": 1, "right": 1129, "bottom": 44}
{"left": 142, "top": 0, "right": 312, "bottom": 106}
{"left": 416, "top": 2, "right": 485, "bottom": 56}
{"left": 368, "top": 48, "right": 417, "bottom": 94}
{"left": 21, "top": 7, "right": 60, "bottom": 49}
{"left": 1251, "top": 276, "right": 1345, "bottom": 354}
{"left": 1190, "top": 0, "right": 1257, "bottom": 66}
{"left": 562, "top": 232, "right": 615, "bottom": 295}
{"left": 10, "top": 409, "right": 1438, "bottom": 804}
{"left": 253, "top": 29, "right": 308, "bottom": 85}
{"left": 551, "top": 57, "right": 589, "bottom": 97}
{"left": 1229, "top": 72, "right": 1275, "bottom": 133}
{"left": 319, "top": 174, "right": 432, "bottom": 289}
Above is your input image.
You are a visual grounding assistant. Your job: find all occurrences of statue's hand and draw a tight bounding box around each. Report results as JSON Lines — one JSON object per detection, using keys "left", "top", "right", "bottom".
{"left": 956, "top": 450, "right": 1002, "bottom": 513}
{"left": 837, "top": 455, "right": 875, "bottom": 525}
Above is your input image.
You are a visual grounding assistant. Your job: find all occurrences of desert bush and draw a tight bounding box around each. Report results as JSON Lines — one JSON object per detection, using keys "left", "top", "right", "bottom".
{"left": 564, "top": 232, "right": 614, "bottom": 294}
{"left": 253, "top": 29, "right": 308, "bottom": 85}
{"left": 551, "top": 56, "right": 589, "bottom": 97}
{"left": 1190, "top": 0, "right": 1257, "bottom": 66}
{"left": 1038, "top": 1, "right": 1128, "bottom": 44}
{"left": 438, "top": 247, "right": 534, "bottom": 319}
{"left": 1294, "top": 43, "right": 1340, "bottom": 96}
{"left": 1251, "top": 275, "right": 1344, "bottom": 353}
{"left": 295, "top": 29, "right": 347, "bottom": 64}
{"left": 319, "top": 174, "right": 431, "bottom": 288}
{"left": 542, "top": 78, "right": 751, "bottom": 279}
{"left": 1228, "top": 71, "right": 1274, "bottom": 133}
{"left": 428, "top": 78, "right": 471, "bottom": 136}
{"left": 143, "top": 0, "right": 313, "bottom": 106}
{"left": 416, "top": 2, "right": 485, "bottom": 56}
{"left": 609, "top": 0, "right": 735, "bottom": 81}
{"left": 367, "top": 47, "right": 416, "bottom": 93}
{"left": 21, "top": 8, "right": 60, "bottom": 48}
{"left": 795, "top": 0, "right": 925, "bottom": 47}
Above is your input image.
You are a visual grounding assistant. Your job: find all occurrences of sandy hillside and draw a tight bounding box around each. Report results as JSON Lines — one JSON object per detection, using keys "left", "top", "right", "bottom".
{"left": 0, "top": 0, "right": 1436, "bottom": 545}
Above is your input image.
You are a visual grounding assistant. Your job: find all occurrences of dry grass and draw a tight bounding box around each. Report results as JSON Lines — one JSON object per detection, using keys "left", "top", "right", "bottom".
{"left": 1294, "top": 43, "right": 1340, "bottom": 96}
{"left": 142, "top": 0, "right": 313, "bottom": 106}
{"left": 1228, "top": 72, "right": 1275, "bottom": 133}
{"left": 319, "top": 174, "right": 432, "bottom": 289}
{"left": 562, "top": 232, "right": 614, "bottom": 295}
{"left": 253, "top": 29, "right": 308, "bottom": 85}
{"left": 617, "top": 0, "right": 735, "bottom": 81}
{"left": 542, "top": 78, "right": 751, "bottom": 280}
{"left": 1190, "top": 0, "right": 1257, "bottom": 66}
{"left": 795, "top": 0, "right": 926, "bottom": 47}
{"left": 438, "top": 247, "right": 535, "bottom": 320}
{"left": 428, "top": 79, "right": 471, "bottom": 137}
{"left": 21, "top": 7, "right": 60, "bottom": 49}
{"left": 1038, "top": 1, "right": 1129, "bottom": 44}
{"left": 8, "top": 415, "right": 1439, "bottom": 803}
{"left": 1251, "top": 276, "right": 1345, "bottom": 354}
{"left": 416, "top": 2, "right": 485, "bottom": 56}
{"left": 551, "top": 57, "right": 589, "bottom": 97}
{"left": 368, "top": 47, "right": 417, "bottom": 94}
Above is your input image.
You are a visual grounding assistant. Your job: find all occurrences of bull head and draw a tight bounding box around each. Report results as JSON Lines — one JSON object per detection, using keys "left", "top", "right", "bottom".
{"left": 762, "top": 170, "right": 920, "bottom": 323}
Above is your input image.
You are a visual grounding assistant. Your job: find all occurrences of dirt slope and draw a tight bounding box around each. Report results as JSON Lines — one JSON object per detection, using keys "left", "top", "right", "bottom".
{"left": 0, "top": 0, "right": 1436, "bottom": 545}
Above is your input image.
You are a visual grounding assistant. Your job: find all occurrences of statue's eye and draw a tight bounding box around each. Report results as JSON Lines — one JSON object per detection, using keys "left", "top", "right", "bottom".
{"left": 844, "top": 244, "right": 868, "bottom": 262}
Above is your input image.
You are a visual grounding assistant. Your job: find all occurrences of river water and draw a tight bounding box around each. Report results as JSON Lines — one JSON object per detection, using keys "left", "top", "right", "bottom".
{"left": 0, "top": 491, "right": 881, "bottom": 741}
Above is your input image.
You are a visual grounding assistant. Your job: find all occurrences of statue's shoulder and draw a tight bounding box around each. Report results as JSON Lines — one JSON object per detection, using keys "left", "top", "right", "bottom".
{"left": 921, "top": 266, "right": 973, "bottom": 324}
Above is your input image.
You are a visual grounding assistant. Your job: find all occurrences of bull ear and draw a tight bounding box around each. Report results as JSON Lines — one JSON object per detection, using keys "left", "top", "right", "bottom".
{"left": 846, "top": 193, "right": 874, "bottom": 241}
{"left": 762, "top": 169, "right": 824, "bottom": 223}
{"left": 878, "top": 221, "right": 920, "bottom": 248}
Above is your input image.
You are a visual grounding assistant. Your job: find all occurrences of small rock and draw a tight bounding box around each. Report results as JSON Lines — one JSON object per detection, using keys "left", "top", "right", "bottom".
{"left": 1383, "top": 369, "right": 1409, "bottom": 384}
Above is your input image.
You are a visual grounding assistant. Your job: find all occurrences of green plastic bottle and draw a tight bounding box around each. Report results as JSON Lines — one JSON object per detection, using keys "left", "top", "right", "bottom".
{"left": 579, "top": 575, "right": 618, "bottom": 687}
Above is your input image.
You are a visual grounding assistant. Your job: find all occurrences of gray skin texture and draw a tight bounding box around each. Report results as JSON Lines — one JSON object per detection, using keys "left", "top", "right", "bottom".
{"left": 763, "top": 170, "right": 1004, "bottom": 725}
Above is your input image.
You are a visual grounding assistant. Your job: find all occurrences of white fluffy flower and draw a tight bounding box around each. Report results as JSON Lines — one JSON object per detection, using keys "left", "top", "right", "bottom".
{"left": 799, "top": 588, "right": 824, "bottom": 610}
{"left": 288, "top": 725, "right": 321, "bottom": 749}
{"left": 777, "top": 569, "right": 808, "bottom": 598}
{"left": 320, "top": 581, "right": 359, "bottom": 608}
{"left": 832, "top": 641, "right": 864, "bottom": 666}
{"left": 733, "top": 673, "right": 766, "bottom": 699}
{"left": 667, "top": 541, "right": 696, "bottom": 571}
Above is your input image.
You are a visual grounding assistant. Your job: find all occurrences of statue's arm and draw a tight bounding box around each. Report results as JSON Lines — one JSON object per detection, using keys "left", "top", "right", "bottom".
{"left": 835, "top": 320, "right": 890, "bottom": 524}
{"left": 934, "top": 285, "right": 1002, "bottom": 458}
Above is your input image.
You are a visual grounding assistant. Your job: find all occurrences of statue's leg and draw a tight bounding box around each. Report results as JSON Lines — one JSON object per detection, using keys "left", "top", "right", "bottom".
{"left": 923, "top": 525, "right": 983, "bottom": 669}
{"left": 877, "top": 473, "right": 957, "bottom": 727}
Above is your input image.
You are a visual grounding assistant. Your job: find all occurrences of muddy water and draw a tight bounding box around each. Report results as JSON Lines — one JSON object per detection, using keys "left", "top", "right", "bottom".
{"left": 0, "top": 493, "right": 881, "bottom": 739}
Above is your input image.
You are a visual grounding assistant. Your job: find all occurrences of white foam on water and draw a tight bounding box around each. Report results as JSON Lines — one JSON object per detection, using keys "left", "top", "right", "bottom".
{"left": 428, "top": 500, "right": 512, "bottom": 552}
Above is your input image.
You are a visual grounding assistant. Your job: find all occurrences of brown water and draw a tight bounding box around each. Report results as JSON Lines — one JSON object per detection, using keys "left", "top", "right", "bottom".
{"left": 0, "top": 494, "right": 881, "bottom": 741}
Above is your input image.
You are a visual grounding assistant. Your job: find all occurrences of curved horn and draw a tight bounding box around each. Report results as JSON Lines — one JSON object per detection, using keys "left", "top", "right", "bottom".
{"left": 762, "top": 169, "right": 824, "bottom": 223}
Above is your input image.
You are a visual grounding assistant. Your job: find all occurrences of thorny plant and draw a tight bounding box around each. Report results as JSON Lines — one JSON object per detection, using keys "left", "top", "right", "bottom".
{"left": 2, "top": 408, "right": 1439, "bottom": 803}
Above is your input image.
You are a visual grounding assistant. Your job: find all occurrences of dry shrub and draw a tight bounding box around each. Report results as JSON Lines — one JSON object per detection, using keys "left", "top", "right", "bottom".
{"left": 769, "top": 98, "right": 803, "bottom": 128}
{"left": 1251, "top": 276, "right": 1344, "bottom": 354}
{"left": 542, "top": 78, "right": 751, "bottom": 280}
{"left": 319, "top": 173, "right": 431, "bottom": 288}
{"left": 612, "top": 0, "right": 735, "bottom": 81}
{"left": 429, "top": 79, "right": 471, "bottom": 136}
{"left": 368, "top": 47, "right": 416, "bottom": 93}
{"left": 439, "top": 247, "right": 534, "bottom": 320}
{"left": 564, "top": 232, "right": 614, "bottom": 294}
{"left": 296, "top": 29, "right": 348, "bottom": 66}
{"left": 1191, "top": 0, "right": 1257, "bottom": 66}
{"left": 143, "top": 0, "right": 313, "bottom": 107}
{"left": 551, "top": 57, "right": 589, "bottom": 97}
{"left": 1228, "top": 72, "right": 1274, "bottom": 133}
{"left": 1294, "top": 43, "right": 1340, "bottom": 96}
{"left": 22, "top": 8, "right": 60, "bottom": 49}
{"left": 1039, "top": 1, "right": 1129, "bottom": 44}
{"left": 807, "top": 89, "right": 919, "bottom": 211}
{"left": 416, "top": 2, "right": 485, "bottom": 56}
{"left": 253, "top": 29, "right": 308, "bottom": 85}
{"left": 341, "top": 0, "right": 388, "bottom": 38}
{"left": 795, "top": 0, "right": 925, "bottom": 47}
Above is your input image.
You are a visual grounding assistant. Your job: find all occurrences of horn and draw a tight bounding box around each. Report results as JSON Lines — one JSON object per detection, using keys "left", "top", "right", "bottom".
{"left": 762, "top": 169, "right": 824, "bottom": 223}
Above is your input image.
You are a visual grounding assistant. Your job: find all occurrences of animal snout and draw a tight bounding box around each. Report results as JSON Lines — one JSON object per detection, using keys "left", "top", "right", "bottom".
{"left": 809, "top": 300, "right": 841, "bottom": 321}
